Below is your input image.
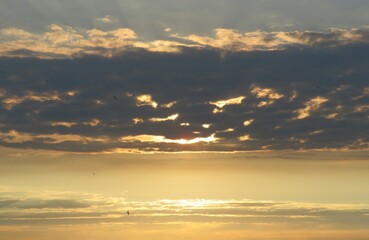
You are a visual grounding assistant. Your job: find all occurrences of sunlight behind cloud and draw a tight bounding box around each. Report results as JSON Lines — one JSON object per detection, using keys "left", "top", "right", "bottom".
{"left": 136, "top": 94, "right": 158, "bottom": 108}
{"left": 210, "top": 96, "right": 246, "bottom": 108}
{"left": 238, "top": 134, "right": 252, "bottom": 141}
{"left": 149, "top": 114, "right": 179, "bottom": 122}
{"left": 210, "top": 96, "right": 246, "bottom": 113}
{"left": 121, "top": 134, "right": 219, "bottom": 144}
{"left": 251, "top": 86, "right": 284, "bottom": 107}
{"left": 243, "top": 120, "right": 254, "bottom": 126}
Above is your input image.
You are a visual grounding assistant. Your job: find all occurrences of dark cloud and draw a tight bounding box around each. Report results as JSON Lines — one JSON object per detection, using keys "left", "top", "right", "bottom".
{"left": 0, "top": 41, "right": 368, "bottom": 152}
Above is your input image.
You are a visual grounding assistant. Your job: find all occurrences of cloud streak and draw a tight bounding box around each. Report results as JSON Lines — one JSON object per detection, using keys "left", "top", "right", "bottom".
{"left": 0, "top": 190, "right": 368, "bottom": 229}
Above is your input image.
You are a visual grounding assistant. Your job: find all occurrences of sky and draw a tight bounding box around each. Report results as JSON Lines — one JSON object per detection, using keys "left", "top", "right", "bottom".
{"left": 0, "top": 1, "right": 369, "bottom": 239}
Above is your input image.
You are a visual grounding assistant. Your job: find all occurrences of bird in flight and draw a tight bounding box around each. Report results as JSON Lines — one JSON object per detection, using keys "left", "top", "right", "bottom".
{"left": 127, "top": 211, "right": 130, "bottom": 216}
{"left": 113, "top": 95, "right": 117, "bottom": 100}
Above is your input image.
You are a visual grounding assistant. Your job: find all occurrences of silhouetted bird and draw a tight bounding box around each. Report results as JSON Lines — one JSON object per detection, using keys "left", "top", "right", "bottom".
{"left": 113, "top": 96, "right": 117, "bottom": 100}
{"left": 127, "top": 211, "right": 129, "bottom": 215}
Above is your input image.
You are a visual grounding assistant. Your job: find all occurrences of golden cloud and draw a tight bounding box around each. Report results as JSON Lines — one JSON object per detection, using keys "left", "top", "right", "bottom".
{"left": 238, "top": 134, "right": 252, "bottom": 141}
{"left": 1, "top": 91, "right": 62, "bottom": 110}
{"left": 251, "top": 86, "right": 284, "bottom": 100}
{"left": 251, "top": 86, "right": 284, "bottom": 107}
{"left": 132, "top": 118, "right": 144, "bottom": 124}
{"left": 202, "top": 124, "right": 211, "bottom": 129}
{"left": 149, "top": 114, "right": 179, "bottom": 122}
{"left": 161, "top": 101, "right": 177, "bottom": 108}
{"left": 135, "top": 94, "right": 158, "bottom": 108}
{"left": 1, "top": 26, "right": 368, "bottom": 58}
{"left": 185, "top": 29, "right": 284, "bottom": 51}
{"left": 209, "top": 96, "right": 246, "bottom": 113}
{"left": 243, "top": 120, "right": 254, "bottom": 126}
{"left": 294, "top": 97, "right": 328, "bottom": 120}
{"left": 354, "top": 104, "right": 369, "bottom": 113}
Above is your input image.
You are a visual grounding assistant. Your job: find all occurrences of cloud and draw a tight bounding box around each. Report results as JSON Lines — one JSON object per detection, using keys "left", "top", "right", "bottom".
{"left": 132, "top": 118, "right": 144, "bottom": 124}
{"left": 1, "top": 189, "right": 369, "bottom": 229}
{"left": 294, "top": 97, "right": 328, "bottom": 120}
{"left": 0, "top": 27, "right": 368, "bottom": 153}
{"left": 1, "top": 91, "right": 61, "bottom": 110}
{"left": 243, "top": 119, "right": 254, "bottom": 126}
{"left": 161, "top": 101, "right": 177, "bottom": 108}
{"left": 210, "top": 96, "right": 245, "bottom": 108}
{"left": 2, "top": 26, "right": 369, "bottom": 58}
{"left": 251, "top": 86, "right": 284, "bottom": 100}
{"left": 94, "top": 15, "right": 118, "bottom": 25}
{"left": 0, "top": 191, "right": 97, "bottom": 211}
{"left": 251, "top": 85, "right": 284, "bottom": 107}
{"left": 2, "top": 0, "right": 369, "bottom": 36}
{"left": 238, "top": 134, "right": 252, "bottom": 141}
{"left": 355, "top": 104, "right": 369, "bottom": 113}
{"left": 0, "top": 25, "right": 138, "bottom": 58}
{"left": 0, "top": 130, "right": 109, "bottom": 144}
{"left": 121, "top": 134, "right": 219, "bottom": 145}
{"left": 135, "top": 94, "right": 158, "bottom": 108}
{"left": 175, "top": 28, "right": 369, "bottom": 52}
{"left": 149, "top": 114, "right": 179, "bottom": 122}
{"left": 0, "top": 28, "right": 34, "bottom": 39}
{"left": 184, "top": 29, "right": 283, "bottom": 51}
{"left": 210, "top": 96, "right": 245, "bottom": 113}
{"left": 1, "top": 199, "right": 91, "bottom": 209}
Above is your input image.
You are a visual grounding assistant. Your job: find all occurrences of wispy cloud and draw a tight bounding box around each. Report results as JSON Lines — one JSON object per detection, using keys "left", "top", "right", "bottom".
{"left": 1, "top": 189, "right": 368, "bottom": 229}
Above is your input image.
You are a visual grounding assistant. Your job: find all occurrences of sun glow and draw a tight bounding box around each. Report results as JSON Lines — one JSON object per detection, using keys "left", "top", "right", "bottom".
{"left": 121, "top": 134, "right": 219, "bottom": 144}
{"left": 160, "top": 199, "right": 227, "bottom": 208}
